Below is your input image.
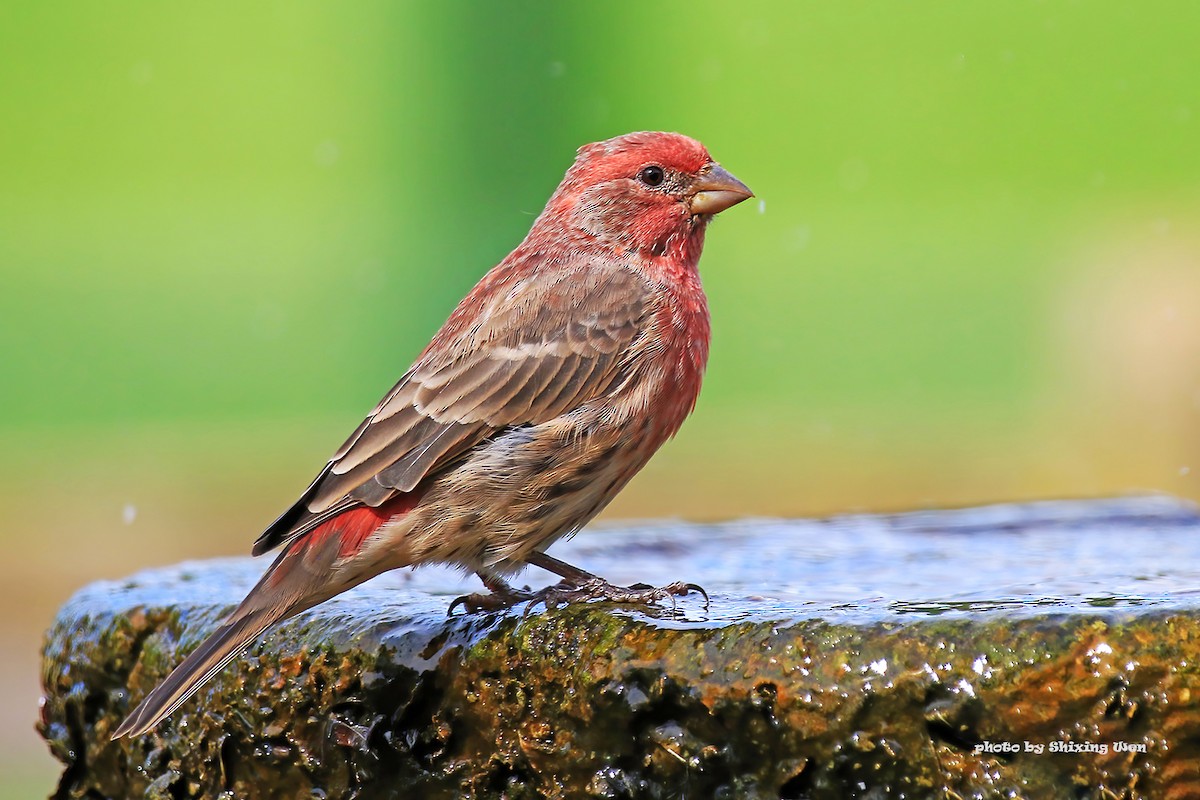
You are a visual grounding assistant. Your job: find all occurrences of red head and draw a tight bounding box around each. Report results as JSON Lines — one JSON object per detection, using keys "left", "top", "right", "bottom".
{"left": 537, "top": 131, "right": 752, "bottom": 261}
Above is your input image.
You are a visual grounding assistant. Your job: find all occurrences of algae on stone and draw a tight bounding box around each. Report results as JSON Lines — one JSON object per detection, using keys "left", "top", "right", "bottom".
{"left": 40, "top": 498, "right": 1200, "bottom": 798}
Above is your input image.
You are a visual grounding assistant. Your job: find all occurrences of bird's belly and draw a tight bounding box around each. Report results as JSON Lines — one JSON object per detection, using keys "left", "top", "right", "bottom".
{"left": 401, "top": 412, "right": 660, "bottom": 573}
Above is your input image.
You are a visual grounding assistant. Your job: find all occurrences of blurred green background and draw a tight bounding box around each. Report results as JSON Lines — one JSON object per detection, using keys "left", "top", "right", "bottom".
{"left": 4, "top": 2, "right": 1199, "bottom": 793}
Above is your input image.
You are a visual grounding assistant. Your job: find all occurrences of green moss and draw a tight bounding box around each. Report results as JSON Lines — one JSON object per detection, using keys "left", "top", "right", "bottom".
{"left": 40, "top": 544, "right": 1200, "bottom": 799}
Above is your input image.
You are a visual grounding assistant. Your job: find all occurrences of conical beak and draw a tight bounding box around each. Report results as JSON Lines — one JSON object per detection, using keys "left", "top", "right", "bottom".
{"left": 689, "top": 162, "right": 753, "bottom": 215}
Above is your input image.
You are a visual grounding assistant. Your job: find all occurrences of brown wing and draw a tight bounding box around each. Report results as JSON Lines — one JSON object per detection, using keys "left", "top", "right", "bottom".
{"left": 252, "top": 264, "right": 649, "bottom": 555}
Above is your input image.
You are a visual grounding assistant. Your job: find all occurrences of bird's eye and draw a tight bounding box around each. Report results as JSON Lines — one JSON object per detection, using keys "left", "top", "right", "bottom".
{"left": 637, "top": 165, "right": 665, "bottom": 187}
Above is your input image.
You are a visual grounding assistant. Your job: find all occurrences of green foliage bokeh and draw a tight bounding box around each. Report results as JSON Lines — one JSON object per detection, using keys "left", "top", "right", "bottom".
{"left": 3, "top": 2, "right": 1195, "bottom": 436}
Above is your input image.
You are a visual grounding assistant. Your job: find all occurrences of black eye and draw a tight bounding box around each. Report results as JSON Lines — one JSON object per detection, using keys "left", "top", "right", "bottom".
{"left": 637, "top": 165, "right": 665, "bottom": 187}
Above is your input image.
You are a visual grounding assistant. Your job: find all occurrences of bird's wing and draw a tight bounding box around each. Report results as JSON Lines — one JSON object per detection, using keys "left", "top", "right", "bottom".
{"left": 251, "top": 265, "right": 650, "bottom": 555}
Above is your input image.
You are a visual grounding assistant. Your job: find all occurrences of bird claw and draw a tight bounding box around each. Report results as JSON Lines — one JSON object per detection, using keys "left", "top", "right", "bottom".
{"left": 526, "top": 578, "right": 709, "bottom": 614}
{"left": 682, "top": 582, "right": 711, "bottom": 609}
{"left": 447, "top": 586, "right": 536, "bottom": 616}
{"left": 449, "top": 578, "right": 708, "bottom": 616}
{"left": 446, "top": 594, "right": 478, "bottom": 616}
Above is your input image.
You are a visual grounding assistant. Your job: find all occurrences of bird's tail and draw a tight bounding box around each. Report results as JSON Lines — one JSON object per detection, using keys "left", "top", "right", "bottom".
{"left": 111, "top": 604, "right": 282, "bottom": 738}
{"left": 111, "top": 536, "right": 341, "bottom": 739}
{"left": 112, "top": 499, "right": 415, "bottom": 739}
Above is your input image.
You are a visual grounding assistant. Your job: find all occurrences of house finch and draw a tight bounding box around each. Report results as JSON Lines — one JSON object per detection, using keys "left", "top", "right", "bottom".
{"left": 113, "top": 131, "right": 752, "bottom": 738}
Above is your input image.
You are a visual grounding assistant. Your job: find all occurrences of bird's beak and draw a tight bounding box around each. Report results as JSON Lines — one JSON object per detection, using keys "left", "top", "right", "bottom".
{"left": 689, "top": 163, "right": 753, "bottom": 215}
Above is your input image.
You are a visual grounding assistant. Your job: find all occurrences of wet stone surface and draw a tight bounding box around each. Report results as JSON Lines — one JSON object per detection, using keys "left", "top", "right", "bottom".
{"left": 40, "top": 495, "right": 1200, "bottom": 799}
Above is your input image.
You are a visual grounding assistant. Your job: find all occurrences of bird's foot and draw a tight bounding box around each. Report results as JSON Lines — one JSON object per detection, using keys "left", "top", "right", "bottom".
{"left": 448, "top": 580, "right": 537, "bottom": 615}
{"left": 532, "top": 578, "right": 709, "bottom": 612}
{"left": 448, "top": 568, "right": 709, "bottom": 615}
{"left": 520, "top": 552, "right": 708, "bottom": 612}
{"left": 449, "top": 578, "right": 709, "bottom": 615}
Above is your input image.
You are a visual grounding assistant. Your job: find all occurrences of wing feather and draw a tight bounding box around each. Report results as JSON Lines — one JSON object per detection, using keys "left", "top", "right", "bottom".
{"left": 251, "top": 264, "right": 651, "bottom": 555}
{"left": 373, "top": 420, "right": 483, "bottom": 493}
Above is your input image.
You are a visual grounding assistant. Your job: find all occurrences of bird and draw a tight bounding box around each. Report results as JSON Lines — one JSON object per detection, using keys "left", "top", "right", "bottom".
{"left": 112, "top": 131, "right": 752, "bottom": 738}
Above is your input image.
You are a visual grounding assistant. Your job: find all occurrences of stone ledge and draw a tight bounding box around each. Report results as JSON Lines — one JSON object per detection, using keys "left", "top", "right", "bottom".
{"left": 40, "top": 496, "right": 1200, "bottom": 799}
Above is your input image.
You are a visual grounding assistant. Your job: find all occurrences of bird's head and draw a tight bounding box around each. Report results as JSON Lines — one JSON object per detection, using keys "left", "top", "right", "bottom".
{"left": 541, "top": 131, "right": 752, "bottom": 260}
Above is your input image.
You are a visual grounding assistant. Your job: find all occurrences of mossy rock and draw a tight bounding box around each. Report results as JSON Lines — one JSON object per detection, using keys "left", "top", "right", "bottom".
{"left": 40, "top": 496, "right": 1200, "bottom": 798}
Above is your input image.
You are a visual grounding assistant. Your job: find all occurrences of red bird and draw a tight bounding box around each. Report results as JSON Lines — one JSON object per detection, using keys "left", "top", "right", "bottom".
{"left": 113, "top": 131, "right": 752, "bottom": 738}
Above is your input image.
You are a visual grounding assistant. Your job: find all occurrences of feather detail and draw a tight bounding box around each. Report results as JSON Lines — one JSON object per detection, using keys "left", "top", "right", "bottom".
{"left": 287, "top": 491, "right": 423, "bottom": 561}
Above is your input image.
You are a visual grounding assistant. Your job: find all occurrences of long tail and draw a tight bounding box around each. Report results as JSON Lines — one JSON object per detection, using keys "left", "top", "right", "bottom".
{"left": 111, "top": 500, "right": 413, "bottom": 739}
{"left": 111, "top": 604, "right": 284, "bottom": 738}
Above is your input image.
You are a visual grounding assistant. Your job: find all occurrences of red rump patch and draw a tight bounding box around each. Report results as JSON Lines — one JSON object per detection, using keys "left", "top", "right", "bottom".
{"left": 288, "top": 492, "right": 422, "bottom": 560}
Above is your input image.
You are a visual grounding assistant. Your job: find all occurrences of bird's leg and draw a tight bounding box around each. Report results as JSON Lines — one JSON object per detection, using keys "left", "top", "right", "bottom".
{"left": 525, "top": 552, "right": 709, "bottom": 610}
{"left": 525, "top": 551, "right": 598, "bottom": 584}
{"left": 447, "top": 571, "right": 537, "bottom": 615}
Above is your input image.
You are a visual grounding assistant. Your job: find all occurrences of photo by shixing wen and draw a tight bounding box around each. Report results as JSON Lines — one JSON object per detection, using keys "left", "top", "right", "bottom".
{"left": 975, "top": 740, "right": 1150, "bottom": 756}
